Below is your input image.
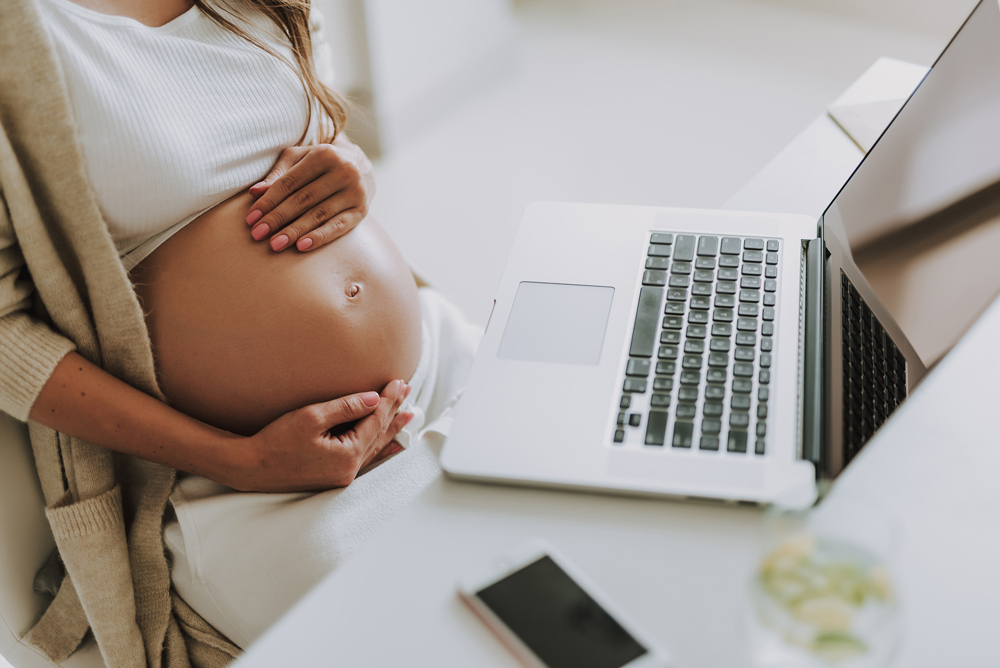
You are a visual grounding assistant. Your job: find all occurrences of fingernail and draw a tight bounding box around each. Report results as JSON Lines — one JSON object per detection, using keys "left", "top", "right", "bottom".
{"left": 250, "top": 181, "right": 266, "bottom": 190}
{"left": 251, "top": 224, "right": 270, "bottom": 241}
{"left": 361, "top": 391, "right": 380, "bottom": 406}
{"left": 246, "top": 209, "right": 263, "bottom": 226}
{"left": 297, "top": 237, "right": 313, "bottom": 251}
{"left": 271, "top": 234, "right": 289, "bottom": 251}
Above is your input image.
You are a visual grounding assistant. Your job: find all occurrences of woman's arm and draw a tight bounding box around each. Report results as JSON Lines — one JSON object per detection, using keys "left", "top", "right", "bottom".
{"left": 29, "top": 351, "right": 411, "bottom": 493}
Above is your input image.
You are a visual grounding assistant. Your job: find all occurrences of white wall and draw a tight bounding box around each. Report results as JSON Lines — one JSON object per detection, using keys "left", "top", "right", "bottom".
{"left": 362, "top": 0, "right": 514, "bottom": 152}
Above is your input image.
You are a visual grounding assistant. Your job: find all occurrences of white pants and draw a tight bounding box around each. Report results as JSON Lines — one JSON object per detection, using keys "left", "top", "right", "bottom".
{"left": 164, "top": 288, "right": 481, "bottom": 647}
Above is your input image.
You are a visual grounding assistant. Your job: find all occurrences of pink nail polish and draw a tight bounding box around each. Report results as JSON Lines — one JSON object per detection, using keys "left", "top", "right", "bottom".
{"left": 271, "top": 234, "right": 289, "bottom": 251}
{"left": 246, "top": 210, "right": 263, "bottom": 226}
{"left": 250, "top": 181, "right": 266, "bottom": 190}
{"left": 251, "top": 224, "right": 270, "bottom": 241}
{"left": 297, "top": 237, "right": 313, "bottom": 251}
{"left": 361, "top": 391, "right": 380, "bottom": 406}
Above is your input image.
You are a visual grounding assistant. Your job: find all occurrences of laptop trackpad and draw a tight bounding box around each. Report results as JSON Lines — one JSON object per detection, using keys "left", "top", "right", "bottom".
{"left": 497, "top": 282, "right": 614, "bottom": 365}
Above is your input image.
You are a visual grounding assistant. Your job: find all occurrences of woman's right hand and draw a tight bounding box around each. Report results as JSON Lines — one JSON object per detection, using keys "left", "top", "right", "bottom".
{"left": 230, "top": 379, "right": 413, "bottom": 493}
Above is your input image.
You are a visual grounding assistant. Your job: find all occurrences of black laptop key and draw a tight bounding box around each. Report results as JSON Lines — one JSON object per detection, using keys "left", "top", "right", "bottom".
{"left": 650, "top": 233, "right": 674, "bottom": 245}
{"left": 758, "top": 387, "right": 769, "bottom": 401}
{"left": 682, "top": 355, "right": 703, "bottom": 370}
{"left": 702, "top": 419, "right": 721, "bottom": 435}
{"left": 711, "top": 323, "right": 733, "bottom": 337}
{"left": 658, "top": 346, "right": 678, "bottom": 360}
{"left": 720, "top": 237, "right": 741, "bottom": 255}
{"left": 687, "top": 325, "right": 707, "bottom": 339}
{"left": 618, "top": 412, "right": 626, "bottom": 426}
{"left": 691, "top": 296, "right": 711, "bottom": 310}
{"left": 727, "top": 430, "right": 748, "bottom": 453}
{"left": 755, "top": 438, "right": 766, "bottom": 454}
{"left": 629, "top": 287, "right": 662, "bottom": 358}
{"left": 671, "top": 261, "right": 692, "bottom": 275}
{"left": 674, "top": 235, "right": 696, "bottom": 262}
{"left": 656, "top": 361, "right": 675, "bottom": 375}
{"left": 643, "top": 270, "right": 667, "bottom": 286}
{"left": 623, "top": 378, "right": 647, "bottom": 393}
{"left": 676, "top": 404, "right": 697, "bottom": 419}
{"left": 706, "top": 368, "right": 726, "bottom": 383}
{"left": 734, "top": 363, "right": 754, "bottom": 378}
{"left": 680, "top": 371, "right": 701, "bottom": 385}
{"left": 629, "top": 413, "right": 642, "bottom": 427}
{"left": 759, "top": 370, "right": 771, "bottom": 384}
{"left": 757, "top": 403, "right": 768, "bottom": 418}
{"left": 663, "top": 315, "right": 683, "bottom": 329}
{"left": 620, "top": 395, "right": 631, "bottom": 409}
{"left": 651, "top": 393, "right": 670, "bottom": 408}
{"left": 684, "top": 340, "right": 705, "bottom": 355}
{"left": 708, "top": 353, "right": 729, "bottom": 368}
{"left": 626, "top": 359, "right": 651, "bottom": 377}
{"left": 713, "top": 308, "right": 734, "bottom": 323}
{"left": 664, "top": 302, "right": 685, "bottom": 315}
{"left": 731, "top": 395, "right": 751, "bottom": 410}
{"left": 645, "top": 411, "right": 668, "bottom": 446}
{"left": 710, "top": 337, "right": 730, "bottom": 352}
{"left": 678, "top": 387, "right": 699, "bottom": 402}
{"left": 703, "top": 402, "right": 723, "bottom": 417}
{"left": 689, "top": 311, "right": 709, "bottom": 325}
{"left": 705, "top": 385, "right": 725, "bottom": 400}
{"left": 646, "top": 256, "right": 669, "bottom": 270}
{"left": 648, "top": 244, "right": 671, "bottom": 257}
{"left": 661, "top": 330, "right": 681, "bottom": 344}
{"left": 744, "top": 238, "right": 764, "bottom": 250}
{"left": 693, "top": 269, "right": 714, "bottom": 282}
{"left": 691, "top": 283, "right": 712, "bottom": 296}
{"left": 672, "top": 421, "right": 694, "bottom": 448}
{"left": 715, "top": 294, "right": 736, "bottom": 307}
{"left": 717, "top": 281, "right": 737, "bottom": 294}
{"left": 614, "top": 429, "right": 625, "bottom": 443}
{"left": 667, "top": 288, "right": 687, "bottom": 302}
{"left": 732, "top": 378, "right": 752, "bottom": 393}
{"left": 653, "top": 377, "right": 673, "bottom": 392}
{"left": 669, "top": 275, "right": 690, "bottom": 288}
{"left": 760, "top": 353, "right": 772, "bottom": 368}
{"left": 700, "top": 436, "right": 720, "bottom": 451}
{"left": 697, "top": 235, "right": 719, "bottom": 256}
{"left": 734, "top": 346, "right": 755, "bottom": 362}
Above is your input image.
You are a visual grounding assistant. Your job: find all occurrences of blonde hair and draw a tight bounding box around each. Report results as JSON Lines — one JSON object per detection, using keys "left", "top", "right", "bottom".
{"left": 192, "top": 0, "right": 348, "bottom": 144}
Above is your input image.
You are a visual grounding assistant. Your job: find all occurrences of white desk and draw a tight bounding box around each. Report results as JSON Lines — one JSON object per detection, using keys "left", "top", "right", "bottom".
{"left": 235, "top": 61, "right": 1000, "bottom": 668}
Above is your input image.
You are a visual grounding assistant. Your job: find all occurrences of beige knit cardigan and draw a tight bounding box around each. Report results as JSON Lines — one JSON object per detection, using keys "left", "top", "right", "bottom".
{"left": 0, "top": 0, "right": 242, "bottom": 665}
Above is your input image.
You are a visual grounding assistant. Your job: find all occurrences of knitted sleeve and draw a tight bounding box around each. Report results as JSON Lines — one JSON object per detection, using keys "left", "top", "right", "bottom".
{"left": 0, "top": 186, "right": 77, "bottom": 422}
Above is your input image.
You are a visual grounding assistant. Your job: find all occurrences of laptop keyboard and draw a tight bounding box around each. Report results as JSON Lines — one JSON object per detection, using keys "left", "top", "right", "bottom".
{"left": 841, "top": 271, "right": 907, "bottom": 464}
{"left": 614, "top": 233, "right": 780, "bottom": 455}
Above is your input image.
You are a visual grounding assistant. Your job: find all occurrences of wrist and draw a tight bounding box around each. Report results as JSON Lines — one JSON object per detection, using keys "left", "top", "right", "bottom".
{"left": 198, "top": 427, "right": 253, "bottom": 489}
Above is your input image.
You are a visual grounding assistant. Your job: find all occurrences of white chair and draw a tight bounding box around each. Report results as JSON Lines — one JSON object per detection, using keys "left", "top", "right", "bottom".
{"left": 0, "top": 413, "right": 104, "bottom": 668}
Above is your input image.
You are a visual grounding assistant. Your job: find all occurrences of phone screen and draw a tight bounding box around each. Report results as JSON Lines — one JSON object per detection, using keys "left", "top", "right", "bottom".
{"left": 476, "top": 556, "right": 648, "bottom": 668}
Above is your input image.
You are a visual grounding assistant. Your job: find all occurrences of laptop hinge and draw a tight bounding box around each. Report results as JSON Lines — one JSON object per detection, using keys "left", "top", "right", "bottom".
{"left": 801, "top": 237, "right": 824, "bottom": 475}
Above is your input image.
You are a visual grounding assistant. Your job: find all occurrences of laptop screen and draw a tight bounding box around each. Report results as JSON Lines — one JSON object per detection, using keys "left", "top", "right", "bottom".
{"left": 823, "top": 0, "right": 1000, "bottom": 364}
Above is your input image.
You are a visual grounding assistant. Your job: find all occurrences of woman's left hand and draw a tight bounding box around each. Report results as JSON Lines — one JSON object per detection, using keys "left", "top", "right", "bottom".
{"left": 245, "top": 134, "right": 375, "bottom": 252}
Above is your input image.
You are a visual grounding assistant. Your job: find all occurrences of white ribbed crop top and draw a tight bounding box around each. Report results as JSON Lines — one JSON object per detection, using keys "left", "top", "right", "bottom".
{"left": 39, "top": 0, "right": 328, "bottom": 269}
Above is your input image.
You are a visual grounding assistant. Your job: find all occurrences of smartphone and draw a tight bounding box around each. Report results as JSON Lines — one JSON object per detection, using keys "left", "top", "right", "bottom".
{"left": 458, "top": 541, "right": 671, "bottom": 668}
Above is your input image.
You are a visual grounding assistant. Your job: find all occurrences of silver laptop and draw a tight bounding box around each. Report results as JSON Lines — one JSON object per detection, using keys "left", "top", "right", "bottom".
{"left": 441, "top": 0, "right": 1000, "bottom": 505}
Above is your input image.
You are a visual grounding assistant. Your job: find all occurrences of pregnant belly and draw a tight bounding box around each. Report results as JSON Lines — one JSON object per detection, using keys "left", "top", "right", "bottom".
{"left": 130, "top": 192, "right": 422, "bottom": 436}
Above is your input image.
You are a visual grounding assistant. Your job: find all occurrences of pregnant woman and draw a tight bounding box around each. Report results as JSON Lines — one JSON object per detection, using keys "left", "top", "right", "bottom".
{"left": 0, "top": 0, "right": 479, "bottom": 663}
